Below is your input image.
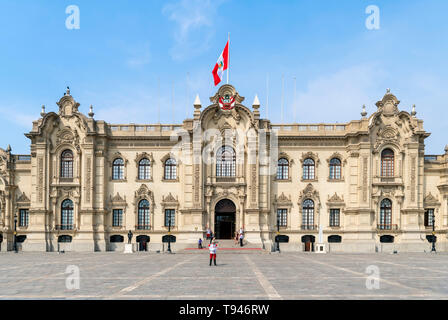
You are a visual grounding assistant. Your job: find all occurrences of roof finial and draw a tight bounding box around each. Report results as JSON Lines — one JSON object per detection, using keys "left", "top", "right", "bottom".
{"left": 361, "top": 104, "right": 367, "bottom": 118}
{"left": 66, "top": 86, "right": 70, "bottom": 96}
{"left": 40, "top": 105, "right": 46, "bottom": 117}
{"left": 88, "top": 105, "right": 94, "bottom": 118}
{"left": 6, "top": 144, "right": 11, "bottom": 153}
{"left": 252, "top": 94, "right": 260, "bottom": 110}
{"left": 411, "top": 104, "right": 416, "bottom": 117}
{"left": 386, "top": 88, "right": 390, "bottom": 94}
{"left": 193, "top": 94, "right": 201, "bottom": 109}
{"left": 445, "top": 145, "right": 448, "bottom": 154}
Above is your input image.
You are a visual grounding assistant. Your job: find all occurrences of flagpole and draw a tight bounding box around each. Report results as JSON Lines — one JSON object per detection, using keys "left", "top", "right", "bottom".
{"left": 281, "top": 74, "right": 284, "bottom": 123}
{"left": 157, "top": 77, "right": 160, "bottom": 124}
{"left": 266, "top": 73, "right": 269, "bottom": 119}
{"left": 293, "top": 76, "right": 297, "bottom": 123}
{"left": 227, "top": 32, "right": 230, "bottom": 84}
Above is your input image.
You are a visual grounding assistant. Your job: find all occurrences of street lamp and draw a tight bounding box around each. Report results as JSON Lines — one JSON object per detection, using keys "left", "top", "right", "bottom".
{"left": 167, "top": 213, "right": 172, "bottom": 253}
{"left": 13, "top": 213, "right": 18, "bottom": 253}
{"left": 276, "top": 214, "right": 280, "bottom": 252}
{"left": 431, "top": 211, "right": 436, "bottom": 253}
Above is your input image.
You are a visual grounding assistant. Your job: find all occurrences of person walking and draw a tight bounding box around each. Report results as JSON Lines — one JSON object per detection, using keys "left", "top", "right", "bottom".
{"left": 239, "top": 232, "right": 244, "bottom": 247}
{"left": 208, "top": 239, "right": 218, "bottom": 266}
{"left": 198, "top": 238, "right": 203, "bottom": 249}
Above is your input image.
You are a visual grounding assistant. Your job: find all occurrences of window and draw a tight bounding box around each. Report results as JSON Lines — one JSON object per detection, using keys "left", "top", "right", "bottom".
{"left": 216, "top": 146, "right": 236, "bottom": 177}
{"left": 379, "top": 199, "right": 392, "bottom": 230}
{"left": 164, "top": 209, "right": 175, "bottom": 227}
{"left": 138, "top": 158, "right": 151, "bottom": 180}
{"left": 112, "top": 209, "right": 123, "bottom": 227}
{"left": 381, "top": 149, "right": 394, "bottom": 177}
{"left": 112, "top": 158, "right": 124, "bottom": 180}
{"left": 277, "top": 209, "right": 287, "bottom": 227}
{"left": 19, "top": 209, "right": 29, "bottom": 227}
{"left": 61, "top": 199, "right": 74, "bottom": 230}
{"left": 164, "top": 158, "right": 177, "bottom": 180}
{"left": 424, "top": 209, "right": 435, "bottom": 227}
{"left": 303, "top": 158, "right": 315, "bottom": 180}
{"left": 302, "top": 199, "right": 314, "bottom": 229}
{"left": 60, "top": 150, "right": 73, "bottom": 178}
{"left": 328, "top": 235, "right": 342, "bottom": 243}
{"left": 137, "top": 199, "right": 150, "bottom": 229}
{"left": 329, "top": 209, "right": 340, "bottom": 227}
{"left": 329, "top": 158, "right": 341, "bottom": 180}
{"left": 110, "top": 235, "right": 124, "bottom": 243}
{"left": 277, "top": 158, "right": 289, "bottom": 180}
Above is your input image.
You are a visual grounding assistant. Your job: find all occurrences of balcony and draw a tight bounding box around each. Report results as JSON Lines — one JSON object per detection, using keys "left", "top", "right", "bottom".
{"left": 301, "top": 224, "right": 317, "bottom": 231}
{"left": 136, "top": 224, "right": 151, "bottom": 230}
{"left": 377, "top": 224, "right": 398, "bottom": 231}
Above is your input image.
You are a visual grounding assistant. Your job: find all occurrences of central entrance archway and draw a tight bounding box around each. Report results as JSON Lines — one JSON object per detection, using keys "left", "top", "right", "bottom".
{"left": 214, "top": 199, "right": 236, "bottom": 239}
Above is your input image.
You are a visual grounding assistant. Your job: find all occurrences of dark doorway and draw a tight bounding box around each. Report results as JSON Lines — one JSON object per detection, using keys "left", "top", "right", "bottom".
{"left": 302, "top": 235, "right": 315, "bottom": 252}
{"left": 136, "top": 235, "right": 150, "bottom": 251}
{"left": 380, "top": 235, "right": 394, "bottom": 243}
{"left": 214, "top": 199, "right": 236, "bottom": 239}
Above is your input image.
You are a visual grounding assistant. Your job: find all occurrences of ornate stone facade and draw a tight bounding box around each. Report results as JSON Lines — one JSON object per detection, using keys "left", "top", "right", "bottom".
{"left": 0, "top": 85, "right": 447, "bottom": 252}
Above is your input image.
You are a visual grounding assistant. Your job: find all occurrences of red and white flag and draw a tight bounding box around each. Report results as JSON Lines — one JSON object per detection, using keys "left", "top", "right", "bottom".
{"left": 212, "top": 40, "right": 229, "bottom": 86}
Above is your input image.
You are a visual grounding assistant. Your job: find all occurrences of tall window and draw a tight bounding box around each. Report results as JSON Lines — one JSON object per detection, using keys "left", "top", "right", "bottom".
{"left": 329, "top": 158, "right": 341, "bottom": 180}
{"left": 112, "top": 209, "right": 123, "bottom": 227}
{"left": 137, "top": 199, "right": 150, "bottom": 229}
{"left": 216, "top": 146, "right": 236, "bottom": 177}
{"left": 381, "top": 149, "right": 394, "bottom": 177}
{"left": 330, "top": 209, "right": 340, "bottom": 227}
{"left": 19, "top": 209, "right": 29, "bottom": 227}
{"left": 60, "top": 150, "right": 74, "bottom": 178}
{"left": 303, "top": 158, "right": 315, "bottom": 180}
{"left": 277, "top": 158, "right": 289, "bottom": 180}
{"left": 164, "top": 158, "right": 177, "bottom": 180}
{"left": 112, "top": 158, "right": 124, "bottom": 180}
{"left": 61, "top": 199, "right": 74, "bottom": 230}
{"left": 379, "top": 198, "right": 392, "bottom": 230}
{"left": 138, "top": 158, "right": 151, "bottom": 180}
{"left": 277, "top": 209, "right": 287, "bottom": 227}
{"left": 424, "top": 209, "right": 435, "bottom": 227}
{"left": 164, "top": 209, "right": 175, "bottom": 227}
{"left": 302, "top": 199, "right": 314, "bottom": 229}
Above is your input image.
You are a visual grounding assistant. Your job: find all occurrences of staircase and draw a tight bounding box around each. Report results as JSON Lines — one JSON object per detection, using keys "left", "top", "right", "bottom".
{"left": 183, "top": 239, "right": 264, "bottom": 253}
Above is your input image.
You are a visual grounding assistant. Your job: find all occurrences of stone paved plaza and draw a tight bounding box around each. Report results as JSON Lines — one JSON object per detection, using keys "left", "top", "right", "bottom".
{"left": 0, "top": 251, "right": 448, "bottom": 300}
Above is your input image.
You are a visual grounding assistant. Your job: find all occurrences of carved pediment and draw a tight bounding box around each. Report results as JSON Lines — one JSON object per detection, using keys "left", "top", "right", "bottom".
{"left": 110, "top": 192, "right": 127, "bottom": 205}
{"left": 134, "top": 184, "right": 155, "bottom": 205}
{"left": 424, "top": 192, "right": 440, "bottom": 206}
{"left": 57, "top": 87, "right": 81, "bottom": 117}
{"left": 376, "top": 89, "right": 400, "bottom": 116}
{"left": 17, "top": 192, "right": 30, "bottom": 203}
{"left": 327, "top": 193, "right": 345, "bottom": 206}
{"left": 298, "top": 183, "right": 320, "bottom": 205}
{"left": 162, "top": 193, "right": 179, "bottom": 207}
{"left": 300, "top": 151, "right": 319, "bottom": 164}
{"left": 274, "top": 192, "right": 292, "bottom": 207}
{"left": 56, "top": 128, "right": 79, "bottom": 147}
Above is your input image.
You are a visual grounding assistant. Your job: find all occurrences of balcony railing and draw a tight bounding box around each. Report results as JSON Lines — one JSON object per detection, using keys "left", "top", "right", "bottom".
{"left": 301, "top": 224, "right": 317, "bottom": 230}
{"left": 136, "top": 224, "right": 151, "bottom": 230}
{"left": 55, "top": 224, "right": 74, "bottom": 230}
{"left": 377, "top": 224, "right": 398, "bottom": 231}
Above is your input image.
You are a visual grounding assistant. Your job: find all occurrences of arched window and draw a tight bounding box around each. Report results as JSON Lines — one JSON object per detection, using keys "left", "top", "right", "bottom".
{"left": 381, "top": 149, "right": 394, "bottom": 177}
{"left": 302, "top": 199, "right": 315, "bottom": 230}
{"left": 379, "top": 198, "right": 392, "bottom": 230}
{"left": 216, "top": 146, "right": 236, "bottom": 177}
{"left": 60, "top": 150, "right": 74, "bottom": 178}
{"left": 329, "top": 158, "right": 341, "bottom": 180}
{"left": 137, "top": 199, "right": 150, "bottom": 230}
{"left": 303, "top": 158, "right": 315, "bottom": 180}
{"left": 138, "top": 158, "right": 151, "bottom": 180}
{"left": 61, "top": 199, "right": 74, "bottom": 230}
{"left": 277, "top": 158, "right": 289, "bottom": 180}
{"left": 164, "top": 158, "right": 177, "bottom": 180}
{"left": 424, "top": 209, "right": 435, "bottom": 227}
{"left": 112, "top": 158, "right": 124, "bottom": 180}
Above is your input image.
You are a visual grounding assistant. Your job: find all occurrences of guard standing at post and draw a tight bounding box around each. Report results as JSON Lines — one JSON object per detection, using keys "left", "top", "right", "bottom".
{"left": 208, "top": 239, "right": 218, "bottom": 266}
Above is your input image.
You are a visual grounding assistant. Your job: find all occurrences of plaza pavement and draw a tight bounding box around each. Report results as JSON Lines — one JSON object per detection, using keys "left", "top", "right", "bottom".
{"left": 0, "top": 251, "right": 448, "bottom": 300}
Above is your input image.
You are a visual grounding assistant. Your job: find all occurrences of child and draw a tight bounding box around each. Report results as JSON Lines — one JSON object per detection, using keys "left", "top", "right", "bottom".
{"left": 208, "top": 240, "right": 218, "bottom": 266}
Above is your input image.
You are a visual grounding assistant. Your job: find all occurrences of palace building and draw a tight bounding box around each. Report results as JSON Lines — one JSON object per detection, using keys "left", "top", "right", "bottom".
{"left": 0, "top": 84, "right": 447, "bottom": 252}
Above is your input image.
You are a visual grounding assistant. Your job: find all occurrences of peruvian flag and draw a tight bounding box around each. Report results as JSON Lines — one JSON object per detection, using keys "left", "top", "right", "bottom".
{"left": 212, "top": 41, "right": 229, "bottom": 86}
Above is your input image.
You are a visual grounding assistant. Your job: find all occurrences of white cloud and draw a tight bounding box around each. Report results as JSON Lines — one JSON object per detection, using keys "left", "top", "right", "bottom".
{"left": 125, "top": 42, "right": 151, "bottom": 68}
{"left": 163, "top": 0, "right": 225, "bottom": 61}
{"left": 0, "top": 106, "right": 35, "bottom": 128}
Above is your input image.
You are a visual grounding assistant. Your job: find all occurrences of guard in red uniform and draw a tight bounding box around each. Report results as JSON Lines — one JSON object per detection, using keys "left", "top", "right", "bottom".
{"left": 208, "top": 240, "right": 218, "bottom": 266}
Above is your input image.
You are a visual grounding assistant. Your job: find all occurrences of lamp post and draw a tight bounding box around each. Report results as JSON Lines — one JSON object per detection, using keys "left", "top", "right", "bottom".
{"left": 276, "top": 215, "right": 280, "bottom": 252}
{"left": 167, "top": 214, "right": 172, "bottom": 253}
{"left": 13, "top": 213, "right": 17, "bottom": 253}
{"left": 431, "top": 211, "right": 436, "bottom": 253}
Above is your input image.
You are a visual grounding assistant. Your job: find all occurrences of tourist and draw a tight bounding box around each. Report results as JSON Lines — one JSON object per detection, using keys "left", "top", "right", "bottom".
{"left": 208, "top": 239, "right": 218, "bottom": 266}
{"left": 206, "top": 227, "right": 211, "bottom": 240}
{"left": 239, "top": 232, "right": 244, "bottom": 247}
{"left": 209, "top": 231, "right": 214, "bottom": 244}
{"left": 198, "top": 238, "right": 203, "bottom": 249}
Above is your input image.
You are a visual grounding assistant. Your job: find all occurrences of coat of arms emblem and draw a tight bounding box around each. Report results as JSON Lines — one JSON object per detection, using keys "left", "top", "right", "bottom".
{"left": 218, "top": 94, "right": 235, "bottom": 110}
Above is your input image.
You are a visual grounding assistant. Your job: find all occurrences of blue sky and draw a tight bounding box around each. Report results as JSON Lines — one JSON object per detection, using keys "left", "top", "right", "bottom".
{"left": 0, "top": 0, "right": 447, "bottom": 154}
